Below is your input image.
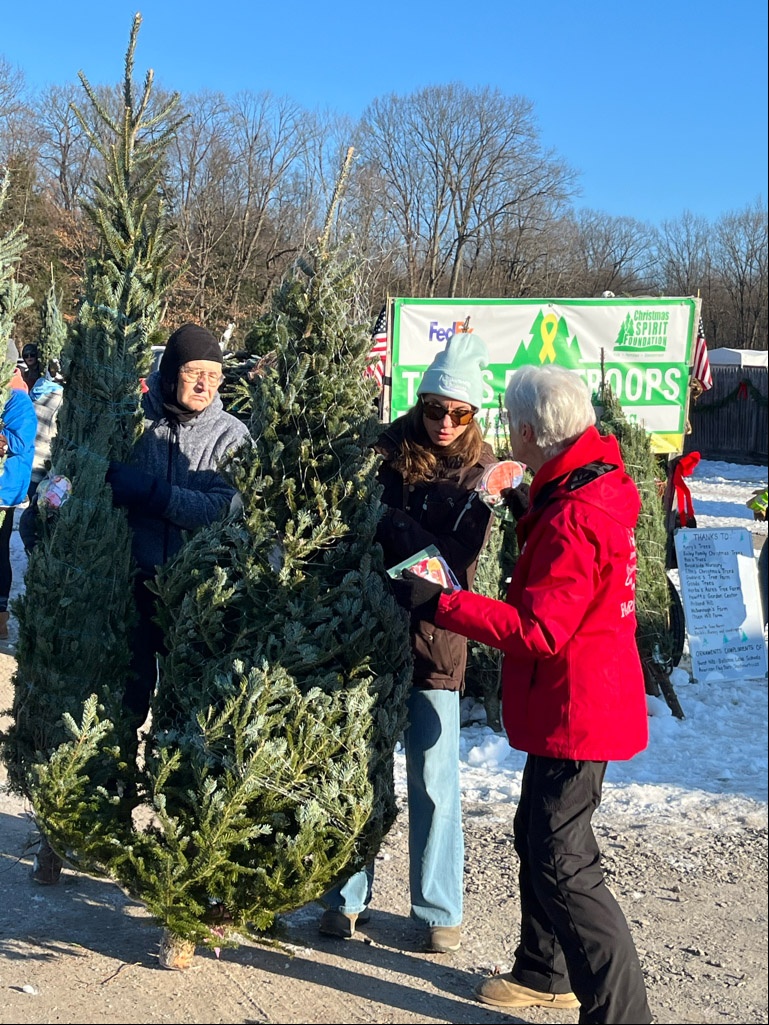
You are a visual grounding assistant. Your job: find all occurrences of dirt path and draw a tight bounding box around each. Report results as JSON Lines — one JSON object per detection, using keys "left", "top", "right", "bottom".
{"left": 0, "top": 652, "right": 766, "bottom": 1025}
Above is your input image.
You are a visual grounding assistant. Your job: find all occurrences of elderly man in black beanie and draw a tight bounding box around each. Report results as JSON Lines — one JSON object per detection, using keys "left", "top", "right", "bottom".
{"left": 106, "top": 322, "right": 250, "bottom": 732}
{"left": 35, "top": 323, "right": 250, "bottom": 884}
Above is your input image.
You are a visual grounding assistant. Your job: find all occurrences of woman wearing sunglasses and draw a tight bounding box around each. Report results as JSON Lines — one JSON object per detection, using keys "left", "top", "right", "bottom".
{"left": 320, "top": 332, "right": 497, "bottom": 953}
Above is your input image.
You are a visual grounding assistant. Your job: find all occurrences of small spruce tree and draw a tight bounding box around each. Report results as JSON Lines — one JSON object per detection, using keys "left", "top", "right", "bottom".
{"left": 464, "top": 404, "right": 521, "bottom": 730}
{"left": 598, "top": 385, "right": 683, "bottom": 717}
{"left": 0, "top": 169, "right": 33, "bottom": 420}
{"left": 38, "top": 266, "right": 68, "bottom": 368}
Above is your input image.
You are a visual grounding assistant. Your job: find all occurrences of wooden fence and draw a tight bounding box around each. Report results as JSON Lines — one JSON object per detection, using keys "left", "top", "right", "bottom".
{"left": 684, "top": 365, "right": 768, "bottom": 464}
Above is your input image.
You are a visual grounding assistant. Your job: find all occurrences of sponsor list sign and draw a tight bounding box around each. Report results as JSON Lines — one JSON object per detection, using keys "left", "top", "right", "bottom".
{"left": 674, "top": 527, "right": 768, "bottom": 681}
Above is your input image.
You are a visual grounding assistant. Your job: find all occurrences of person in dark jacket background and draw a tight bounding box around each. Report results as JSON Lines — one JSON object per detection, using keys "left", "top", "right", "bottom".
{"left": 20, "top": 343, "right": 43, "bottom": 393}
{"left": 394, "top": 364, "right": 651, "bottom": 1023}
{"left": 319, "top": 332, "right": 497, "bottom": 954}
{"left": 19, "top": 364, "right": 65, "bottom": 554}
{"left": 106, "top": 323, "right": 250, "bottom": 731}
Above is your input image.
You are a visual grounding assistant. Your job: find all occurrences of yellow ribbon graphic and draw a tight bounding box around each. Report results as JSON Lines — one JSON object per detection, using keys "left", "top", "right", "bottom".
{"left": 539, "top": 314, "right": 558, "bottom": 363}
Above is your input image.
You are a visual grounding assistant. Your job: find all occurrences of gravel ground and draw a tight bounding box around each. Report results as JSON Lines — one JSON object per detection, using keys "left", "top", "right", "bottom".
{"left": 1, "top": 648, "right": 767, "bottom": 1025}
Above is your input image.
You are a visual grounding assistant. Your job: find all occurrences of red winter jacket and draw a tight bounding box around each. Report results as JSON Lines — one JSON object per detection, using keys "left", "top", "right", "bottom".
{"left": 436, "top": 426, "right": 649, "bottom": 761}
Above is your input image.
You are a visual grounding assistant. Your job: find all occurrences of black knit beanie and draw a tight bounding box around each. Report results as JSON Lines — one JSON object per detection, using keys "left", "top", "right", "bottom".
{"left": 159, "top": 323, "right": 222, "bottom": 383}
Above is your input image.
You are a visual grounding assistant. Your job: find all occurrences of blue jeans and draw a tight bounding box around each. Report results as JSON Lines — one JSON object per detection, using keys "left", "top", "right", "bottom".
{"left": 323, "top": 688, "right": 463, "bottom": 927}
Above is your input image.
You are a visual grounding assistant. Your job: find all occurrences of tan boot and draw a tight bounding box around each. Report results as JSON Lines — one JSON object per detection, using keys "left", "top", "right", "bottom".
{"left": 425, "top": 925, "right": 462, "bottom": 952}
{"left": 318, "top": 908, "right": 371, "bottom": 938}
{"left": 475, "top": 974, "right": 579, "bottom": 1009}
{"left": 0, "top": 610, "right": 9, "bottom": 640}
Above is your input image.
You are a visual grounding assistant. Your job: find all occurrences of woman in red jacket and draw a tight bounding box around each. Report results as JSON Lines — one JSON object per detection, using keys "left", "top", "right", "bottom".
{"left": 395, "top": 364, "right": 651, "bottom": 1024}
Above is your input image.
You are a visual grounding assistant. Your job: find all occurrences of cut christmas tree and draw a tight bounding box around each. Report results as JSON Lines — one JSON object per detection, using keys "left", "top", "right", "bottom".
{"left": 137, "top": 213, "right": 413, "bottom": 959}
{"left": 6, "top": 123, "right": 412, "bottom": 964}
{"left": 37, "top": 265, "right": 68, "bottom": 371}
{"left": 464, "top": 402, "right": 522, "bottom": 730}
{"left": 4, "top": 14, "right": 184, "bottom": 827}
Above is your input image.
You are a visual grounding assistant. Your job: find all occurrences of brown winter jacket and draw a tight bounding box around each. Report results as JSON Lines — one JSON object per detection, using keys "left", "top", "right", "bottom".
{"left": 375, "top": 417, "right": 497, "bottom": 691}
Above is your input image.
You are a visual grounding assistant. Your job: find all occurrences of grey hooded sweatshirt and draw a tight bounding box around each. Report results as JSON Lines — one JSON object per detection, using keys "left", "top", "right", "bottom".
{"left": 128, "top": 371, "right": 251, "bottom": 574}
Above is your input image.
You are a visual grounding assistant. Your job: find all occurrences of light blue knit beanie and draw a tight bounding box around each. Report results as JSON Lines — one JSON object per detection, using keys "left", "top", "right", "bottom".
{"left": 417, "top": 332, "right": 489, "bottom": 409}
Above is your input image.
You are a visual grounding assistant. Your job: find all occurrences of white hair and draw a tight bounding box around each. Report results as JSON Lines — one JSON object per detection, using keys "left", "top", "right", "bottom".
{"left": 504, "top": 365, "right": 596, "bottom": 460}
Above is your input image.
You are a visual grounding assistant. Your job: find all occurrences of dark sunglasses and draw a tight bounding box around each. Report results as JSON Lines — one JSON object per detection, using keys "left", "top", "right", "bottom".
{"left": 421, "top": 400, "right": 475, "bottom": 426}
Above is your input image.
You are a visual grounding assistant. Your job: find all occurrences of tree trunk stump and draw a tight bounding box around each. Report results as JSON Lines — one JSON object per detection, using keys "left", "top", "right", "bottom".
{"left": 158, "top": 930, "right": 196, "bottom": 970}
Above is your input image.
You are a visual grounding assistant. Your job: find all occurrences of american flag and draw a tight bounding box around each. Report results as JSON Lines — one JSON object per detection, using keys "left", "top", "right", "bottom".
{"left": 365, "top": 305, "right": 388, "bottom": 388}
{"left": 691, "top": 316, "right": 713, "bottom": 391}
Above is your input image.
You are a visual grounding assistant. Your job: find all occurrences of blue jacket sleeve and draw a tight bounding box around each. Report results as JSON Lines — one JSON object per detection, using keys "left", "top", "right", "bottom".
{"left": 0, "top": 389, "right": 38, "bottom": 506}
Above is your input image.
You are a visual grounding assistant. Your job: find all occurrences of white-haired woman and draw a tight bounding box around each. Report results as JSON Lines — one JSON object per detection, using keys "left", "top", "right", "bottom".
{"left": 395, "top": 364, "right": 651, "bottom": 1023}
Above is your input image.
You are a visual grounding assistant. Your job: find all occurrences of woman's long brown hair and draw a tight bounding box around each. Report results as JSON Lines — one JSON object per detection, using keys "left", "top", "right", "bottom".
{"left": 388, "top": 399, "right": 485, "bottom": 484}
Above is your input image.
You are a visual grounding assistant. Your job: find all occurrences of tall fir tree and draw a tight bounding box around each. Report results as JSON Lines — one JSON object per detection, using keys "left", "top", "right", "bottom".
{"left": 5, "top": 149, "right": 413, "bottom": 964}
{"left": 4, "top": 15, "right": 184, "bottom": 799}
{"left": 146, "top": 228, "right": 411, "bottom": 959}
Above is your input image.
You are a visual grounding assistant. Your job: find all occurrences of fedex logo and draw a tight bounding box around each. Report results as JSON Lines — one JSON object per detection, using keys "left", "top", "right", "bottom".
{"left": 428, "top": 321, "right": 473, "bottom": 343}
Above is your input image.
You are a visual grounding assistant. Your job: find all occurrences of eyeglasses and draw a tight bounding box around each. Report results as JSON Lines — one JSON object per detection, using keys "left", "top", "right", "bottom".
{"left": 421, "top": 400, "right": 475, "bottom": 426}
{"left": 179, "top": 368, "right": 223, "bottom": 385}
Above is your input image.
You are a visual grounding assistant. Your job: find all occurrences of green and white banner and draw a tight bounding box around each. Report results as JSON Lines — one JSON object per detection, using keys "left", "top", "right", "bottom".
{"left": 387, "top": 296, "right": 700, "bottom": 454}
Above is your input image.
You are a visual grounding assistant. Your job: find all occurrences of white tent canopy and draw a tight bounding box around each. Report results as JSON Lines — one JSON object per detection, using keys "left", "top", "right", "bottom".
{"left": 707, "top": 347, "right": 768, "bottom": 367}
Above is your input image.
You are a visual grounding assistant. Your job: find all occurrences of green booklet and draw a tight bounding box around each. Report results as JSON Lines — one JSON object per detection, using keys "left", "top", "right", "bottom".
{"left": 386, "top": 545, "right": 461, "bottom": 591}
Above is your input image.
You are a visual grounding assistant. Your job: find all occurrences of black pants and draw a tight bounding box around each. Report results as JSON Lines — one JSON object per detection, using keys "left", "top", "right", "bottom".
{"left": 0, "top": 506, "right": 14, "bottom": 608}
{"left": 512, "top": 755, "right": 652, "bottom": 1025}
{"left": 19, "top": 482, "right": 41, "bottom": 555}
{"left": 124, "top": 574, "right": 165, "bottom": 732}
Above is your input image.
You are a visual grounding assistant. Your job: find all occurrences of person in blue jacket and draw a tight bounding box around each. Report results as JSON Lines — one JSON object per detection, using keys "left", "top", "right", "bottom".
{"left": 0, "top": 384, "right": 38, "bottom": 639}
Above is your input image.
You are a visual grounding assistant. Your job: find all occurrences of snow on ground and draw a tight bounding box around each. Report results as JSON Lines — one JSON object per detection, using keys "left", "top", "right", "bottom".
{"left": 8, "top": 459, "right": 769, "bottom": 833}
{"left": 395, "top": 459, "right": 769, "bottom": 831}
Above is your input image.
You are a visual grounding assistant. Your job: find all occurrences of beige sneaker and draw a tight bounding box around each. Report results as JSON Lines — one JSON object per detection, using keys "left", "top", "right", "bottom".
{"left": 475, "top": 974, "right": 579, "bottom": 1009}
{"left": 318, "top": 908, "right": 371, "bottom": 939}
{"left": 425, "top": 925, "right": 461, "bottom": 952}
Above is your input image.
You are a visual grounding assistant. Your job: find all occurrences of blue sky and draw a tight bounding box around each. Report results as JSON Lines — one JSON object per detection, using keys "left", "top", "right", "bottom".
{"left": 2, "top": 0, "right": 767, "bottom": 226}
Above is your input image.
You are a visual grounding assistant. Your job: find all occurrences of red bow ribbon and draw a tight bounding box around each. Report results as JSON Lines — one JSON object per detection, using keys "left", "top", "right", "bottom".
{"left": 672, "top": 452, "right": 700, "bottom": 525}
{"left": 737, "top": 380, "right": 749, "bottom": 400}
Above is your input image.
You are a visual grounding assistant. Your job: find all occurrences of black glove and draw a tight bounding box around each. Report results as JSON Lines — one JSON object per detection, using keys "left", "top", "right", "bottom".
{"left": 501, "top": 482, "right": 530, "bottom": 520}
{"left": 106, "top": 461, "right": 172, "bottom": 517}
{"left": 389, "top": 569, "right": 448, "bottom": 621}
